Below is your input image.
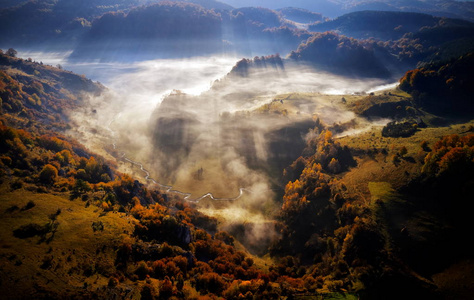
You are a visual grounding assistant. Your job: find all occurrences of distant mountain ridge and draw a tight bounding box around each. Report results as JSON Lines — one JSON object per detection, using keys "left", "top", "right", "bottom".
{"left": 277, "top": 7, "right": 323, "bottom": 24}
{"left": 309, "top": 10, "right": 474, "bottom": 40}
{"left": 2, "top": 0, "right": 474, "bottom": 71}
{"left": 0, "top": 0, "right": 232, "bottom": 49}
{"left": 218, "top": 0, "right": 474, "bottom": 21}
{"left": 65, "top": 6, "right": 474, "bottom": 63}
{"left": 68, "top": 2, "right": 311, "bottom": 60}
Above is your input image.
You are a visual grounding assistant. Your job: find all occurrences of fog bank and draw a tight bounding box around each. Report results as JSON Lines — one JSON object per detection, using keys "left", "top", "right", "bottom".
{"left": 20, "top": 52, "right": 395, "bottom": 253}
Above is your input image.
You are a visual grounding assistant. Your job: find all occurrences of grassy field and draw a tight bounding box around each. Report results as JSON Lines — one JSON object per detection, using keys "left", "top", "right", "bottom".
{"left": 0, "top": 181, "right": 136, "bottom": 298}
{"left": 337, "top": 116, "right": 474, "bottom": 194}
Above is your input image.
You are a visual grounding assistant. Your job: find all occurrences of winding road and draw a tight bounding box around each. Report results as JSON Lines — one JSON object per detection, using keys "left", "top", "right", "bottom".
{"left": 107, "top": 116, "right": 247, "bottom": 203}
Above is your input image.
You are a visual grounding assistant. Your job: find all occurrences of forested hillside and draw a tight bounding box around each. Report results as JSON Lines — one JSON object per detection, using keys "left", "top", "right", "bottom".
{"left": 288, "top": 32, "right": 392, "bottom": 78}
{"left": 0, "top": 0, "right": 232, "bottom": 49}
{"left": 309, "top": 11, "right": 472, "bottom": 41}
{"left": 0, "top": 50, "right": 103, "bottom": 129}
{"left": 399, "top": 52, "right": 474, "bottom": 115}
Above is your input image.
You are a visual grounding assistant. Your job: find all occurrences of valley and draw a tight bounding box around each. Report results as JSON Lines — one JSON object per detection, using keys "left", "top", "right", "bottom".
{"left": 1, "top": 1, "right": 474, "bottom": 299}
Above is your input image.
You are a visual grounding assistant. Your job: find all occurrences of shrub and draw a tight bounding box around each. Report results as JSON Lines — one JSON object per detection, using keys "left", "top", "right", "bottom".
{"left": 13, "top": 223, "right": 47, "bottom": 238}
{"left": 23, "top": 200, "right": 35, "bottom": 210}
{"left": 196, "top": 272, "right": 227, "bottom": 294}
{"left": 10, "top": 180, "right": 23, "bottom": 190}
{"left": 398, "top": 146, "right": 408, "bottom": 157}
{"left": 92, "top": 221, "right": 104, "bottom": 232}
{"left": 39, "top": 164, "right": 58, "bottom": 184}
{"left": 420, "top": 140, "right": 430, "bottom": 151}
{"left": 382, "top": 121, "right": 417, "bottom": 137}
{"left": 135, "top": 261, "right": 152, "bottom": 280}
{"left": 108, "top": 277, "right": 119, "bottom": 287}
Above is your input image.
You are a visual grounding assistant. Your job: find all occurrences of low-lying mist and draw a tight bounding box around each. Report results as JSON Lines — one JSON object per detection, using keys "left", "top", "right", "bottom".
{"left": 23, "top": 51, "right": 395, "bottom": 254}
{"left": 113, "top": 59, "right": 392, "bottom": 253}
{"left": 147, "top": 60, "right": 391, "bottom": 188}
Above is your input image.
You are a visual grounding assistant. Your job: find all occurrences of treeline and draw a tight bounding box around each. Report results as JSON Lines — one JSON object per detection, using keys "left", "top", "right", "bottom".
{"left": 341, "top": 1, "right": 474, "bottom": 22}
{"left": 4, "top": 1, "right": 474, "bottom": 66}
{"left": 0, "top": 110, "right": 162, "bottom": 204}
{"left": 271, "top": 129, "right": 396, "bottom": 295}
{"left": 287, "top": 10, "right": 474, "bottom": 78}
{"left": 228, "top": 10, "right": 474, "bottom": 78}
{"left": 0, "top": 0, "right": 225, "bottom": 48}
{"left": 417, "top": 134, "right": 474, "bottom": 204}
{"left": 229, "top": 54, "right": 284, "bottom": 77}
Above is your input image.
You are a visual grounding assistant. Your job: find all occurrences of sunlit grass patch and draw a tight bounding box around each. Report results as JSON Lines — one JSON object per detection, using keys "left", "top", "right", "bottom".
{"left": 0, "top": 182, "right": 135, "bottom": 298}
{"left": 368, "top": 181, "right": 400, "bottom": 205}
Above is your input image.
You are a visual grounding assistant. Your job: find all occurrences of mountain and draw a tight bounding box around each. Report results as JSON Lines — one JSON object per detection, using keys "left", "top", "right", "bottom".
{"left": 3, "top": 0, "right": 474, "bottom": 62}
{"left": 344, "top": 0, "right": 474, "bottom": 22}
{"left": 0, "top": 0, "right": 141, "bottom": 49}
{"left": 217, "top": 0, "right": 343, "bottom": 17}
{"left": 69, "top": 2, "right": 224, "bottom": 60}
{"left": 173, "top": 0, "right": 233, "bottom": 10}
{"left": 304, "top": 10, "right": 474, "bottom": 71}
{"left": 0, "top": 0, "right": 232, "bottom": 50}
{"left": 309, "top": 10, "right": 474, "bottom": 41}
{"left": 223, "top": 13, "right": 474, "bottom": 80}
{"left": 69, "top": 2, "right": 310, "bottom": 61}
{"left": 218, "top": 0, "right": 474, "bottom": 21}
{"left": 2, "top": 1, "right": 474, "bottom": 297}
